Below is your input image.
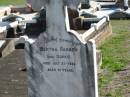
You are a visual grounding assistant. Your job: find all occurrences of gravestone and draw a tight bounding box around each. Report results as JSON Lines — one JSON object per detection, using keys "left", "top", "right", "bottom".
{"left": 25, "top": 0, "right": 98, "bottom": 97}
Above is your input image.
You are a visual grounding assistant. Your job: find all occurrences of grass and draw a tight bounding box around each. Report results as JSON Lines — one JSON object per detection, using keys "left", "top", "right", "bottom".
{"left": 99, "top": 20, "right": 130, "bottom": 96}
{"left": 100, "top": 20, "right": 130, "bottom": 72}
{"left": 0, "top": 0, "right": 25, "bottom": 6}
{"left": 105, "top": 88, "right": 123, "bottom": 97}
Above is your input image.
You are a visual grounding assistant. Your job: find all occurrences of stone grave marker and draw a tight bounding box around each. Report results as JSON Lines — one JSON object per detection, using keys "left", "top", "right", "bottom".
{"left": 25, "top": 0, "right": 98, "bottom": 97}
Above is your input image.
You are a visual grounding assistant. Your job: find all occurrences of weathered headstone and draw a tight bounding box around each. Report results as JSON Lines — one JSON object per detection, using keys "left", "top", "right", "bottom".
{"left": 116, "top": 0, "right": 129, "bottom": 9}
{"left": 25, "top": 0, "right": 98, "bottom": 97}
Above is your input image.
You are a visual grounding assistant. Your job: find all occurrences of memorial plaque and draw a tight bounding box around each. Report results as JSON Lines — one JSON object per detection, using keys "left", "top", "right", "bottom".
{"left": 25, "top": 0, "right": 98, "bottom": 97}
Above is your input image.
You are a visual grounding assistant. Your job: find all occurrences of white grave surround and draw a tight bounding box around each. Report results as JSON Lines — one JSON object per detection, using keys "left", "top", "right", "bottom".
{"left": 24, "top": 1, "right": 99, "bottom": 96}
{"left": 0, "top": 40, "right": 6, "bottom": 48}
{"left": 0, "top": 21, "right": 18, "bottom": 37}
{"left": 78, "top": 0, "right": 130, "bottom": 19}
{"left": 0, "top": 7, "right": 11, "bottom": 16}
{"left": 65, "top": 6, "right": 98, "bottom": 97}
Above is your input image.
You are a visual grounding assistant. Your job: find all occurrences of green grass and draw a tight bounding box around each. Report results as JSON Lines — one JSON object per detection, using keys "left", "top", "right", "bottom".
{"left": 105, "top": 88, "right": 123, "bottom": 97}
{"left": 99, "top": 20, "right": 130, "bottom": 96}
{"left": 0, "top": 0, "right": 25, "bottom": 6}
{"left": 100, "top": 20, "right": 130, "bottom": 72}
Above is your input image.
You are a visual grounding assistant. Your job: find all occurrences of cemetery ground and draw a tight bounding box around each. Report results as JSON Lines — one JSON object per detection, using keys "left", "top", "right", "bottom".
{"left": 99, "top": 20, "right": 130, "bottom": 97}
{"left": 0, "top": 1, "right": 130, "bottom": 96}
{"left": 0, "top": 18, "right": 129, "bottom": 96}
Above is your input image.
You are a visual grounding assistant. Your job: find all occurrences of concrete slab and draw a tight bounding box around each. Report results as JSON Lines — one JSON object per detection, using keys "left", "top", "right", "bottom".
{"left": 94, "top": 8, "right": 116, "bottom": 18}
{"left": 93, "top": 7, "right": 130, "bottom": 18}
{"left": 0, "top": 49, "right": 27, "bottom": 97}
{"left": 110, "top": 9, "right": 130, "bottom": 19}
{"left": 79, "top": 1, "right": 130, "bottom": 19}
{"left": 96, "top": 1, "right": 116, "bottom": 6}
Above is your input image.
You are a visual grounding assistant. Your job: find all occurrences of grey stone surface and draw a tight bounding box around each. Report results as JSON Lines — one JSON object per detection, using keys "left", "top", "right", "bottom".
{"left": 25, "top": 0, "right": 97, "bottom": 97}
{"left": 124, "top": 0, "right": 129, "bottom": 7}
{"left": 25, "top": 33, "right": 96, "bottom": 97}
{"left": 0, "top": 40, "right": 5, "bottom": 48}
{"left": 0, "top": 50, "right": 27, "bottom": 97}
{"left": 0, "top": 39, "right": 15, "bottom": 58}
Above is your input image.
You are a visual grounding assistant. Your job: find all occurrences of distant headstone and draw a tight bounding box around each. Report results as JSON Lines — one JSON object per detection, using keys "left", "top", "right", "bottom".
{"left": 116, "top": 0, "right": 129, "bottom": 9}
{"left": 25, "top": 0, "right": 98, "bottom": 97}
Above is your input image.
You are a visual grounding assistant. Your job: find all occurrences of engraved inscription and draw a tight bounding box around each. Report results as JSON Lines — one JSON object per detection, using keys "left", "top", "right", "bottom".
{"left": 39, "top": 37, "right": 80, "bottom": 73}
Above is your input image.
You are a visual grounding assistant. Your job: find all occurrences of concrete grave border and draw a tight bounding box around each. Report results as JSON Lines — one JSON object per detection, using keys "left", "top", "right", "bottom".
{"left": 0, "top": 39, "right": 15, "bottom": 57}
{"left": 0, "top": 7, "right": 11, "bottom": 17}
